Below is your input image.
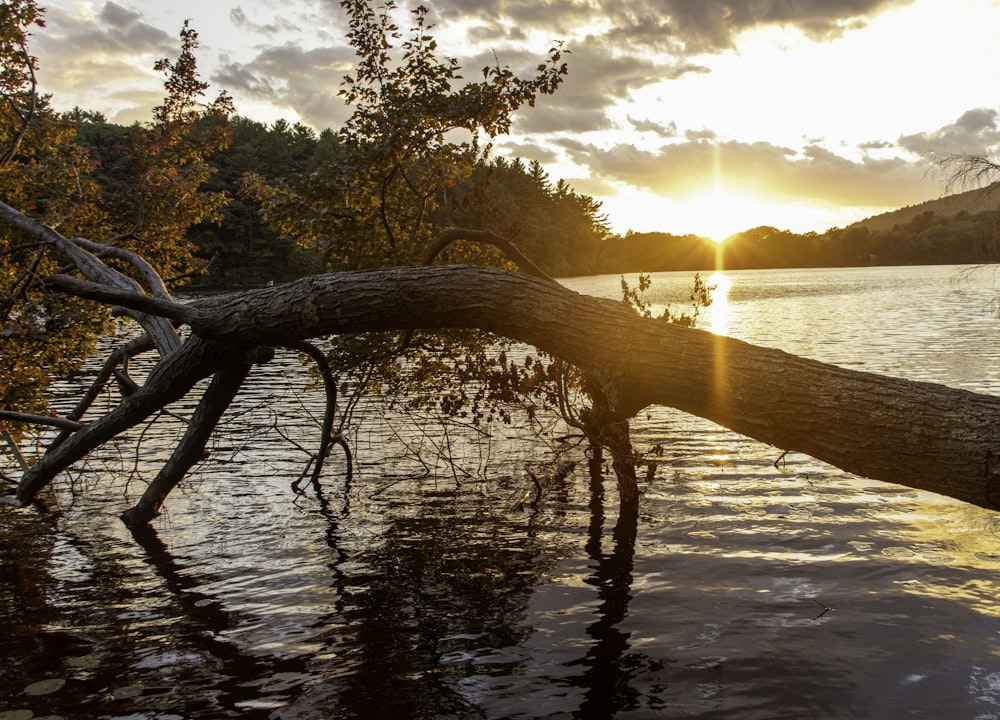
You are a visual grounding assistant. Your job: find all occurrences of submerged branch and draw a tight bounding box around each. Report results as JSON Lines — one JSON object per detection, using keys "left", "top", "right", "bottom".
{"left": 284, "top": 340, "right": 348, "bottom": 489}
{"left": 14, "top": 337, "right": 235, "bottom": 505}
{"left": 121, "top": 355, "right": 257, "bottom": 527}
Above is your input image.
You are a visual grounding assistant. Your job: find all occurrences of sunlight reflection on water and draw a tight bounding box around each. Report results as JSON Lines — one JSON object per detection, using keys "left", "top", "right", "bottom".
{"left": 706, "top": 271, "right": 732, "bottom": 335}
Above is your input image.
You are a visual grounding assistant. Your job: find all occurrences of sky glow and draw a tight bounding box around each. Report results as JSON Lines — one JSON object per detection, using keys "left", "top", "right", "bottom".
{"left": 34, "top": 0, "right": 1000, "bottom": 237}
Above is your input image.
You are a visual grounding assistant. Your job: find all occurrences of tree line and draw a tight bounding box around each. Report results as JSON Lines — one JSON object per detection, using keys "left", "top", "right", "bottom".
{"left": 602, "top": 207, "right": 1000, "bottom": 273}
{"left": 44, "top": 49, "right": 1000, "bottom": 290}
{"left": 59, "top": 115, "right": 617, "bottom": 288}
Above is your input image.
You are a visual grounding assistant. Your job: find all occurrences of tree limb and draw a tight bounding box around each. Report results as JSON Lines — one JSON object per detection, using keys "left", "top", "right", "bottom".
{"left": 73, "top": 236, "right": 173, "bottom": 299}
{"left": 284, "top": 340, "right": 347, "bottom": 489}
{"left": 0, "top": 201, "right": 182, "bottom": 354}
{"left": 424, "top": 227, "right": 554, "bottom": 281}
{"left": 177, "top": 265, "right": 1000, "bottom": 510}
{"left": 0, "top": 411, "right": 84, "bottom": 431}
{"left": 47, "top": 334, "right": 156, "bottom": 451}
{"left": 120, "top": 355, "right": 256, "bottom": 527}
{"left": 41, "top": 274, "right": 197, "bottom": 325}
{"left": 14, "top": 336, "right": 233, "bottom": 504}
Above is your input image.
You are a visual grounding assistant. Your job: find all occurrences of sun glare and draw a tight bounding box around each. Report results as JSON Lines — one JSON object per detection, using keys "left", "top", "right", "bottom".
{"left": 680, "top": 188, "right": 770, "bottom": 243}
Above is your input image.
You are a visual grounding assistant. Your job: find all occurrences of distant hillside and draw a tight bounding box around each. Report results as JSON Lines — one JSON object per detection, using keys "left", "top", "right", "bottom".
{"left": 851, "top": 182, "right": 1000, "bottom": 233}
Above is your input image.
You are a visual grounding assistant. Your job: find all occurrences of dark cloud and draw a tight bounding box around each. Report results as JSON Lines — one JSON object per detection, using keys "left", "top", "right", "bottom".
{"left": 212, "top": 44, "right": 356, "bottom": 128}
{"left": 685, "top": 128, "right": 717, "bottom": 142}
{"left": 476, "top": 44, "right": 706, "bottom": 135}
{"left": 496, "top": 140, "right": 560, "bottom": 164}
{"left": 34, "top": 3, "right": 177, "bottom": 121}
{"left": 899, "top": 108, "right": 1000, "bottom": 158}
{"left": 646, "top": 0, "right": 914, "bottom": 50}
{"left": 40, "top": 2, "right": 174, "bottom": 61}
{"left": 629, "top": 117, "right": 679, "bottom": 137}
{"left": 432, "top": 0, "right": 914, "bottom": 53}
{"left": 435, "top": 0, "right": 600, "bottom": 37}
{"left": 229, "top": 6, "right": 303, "bottom": 36}
{"left": 229, "top": 4, "right": 342, "bottom": 42}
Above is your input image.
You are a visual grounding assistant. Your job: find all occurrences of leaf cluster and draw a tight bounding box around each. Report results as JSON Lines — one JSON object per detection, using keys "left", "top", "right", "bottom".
{"left": 620, "top": 271, "right": 711, "bottom": 328}
{"left": 250, "top": 0, "right": 568, "bottom": 271}
{"left": 1, "top": 11, "right": 234, "bottom": 426}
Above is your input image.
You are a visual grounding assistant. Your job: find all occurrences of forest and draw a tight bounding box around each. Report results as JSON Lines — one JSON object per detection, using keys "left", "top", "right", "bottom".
{"left": 602, "top": 207, "right": 1000, "bottom": 273}
{"left": 71, "top": 110, "right": 1000, "bottom": 286}
{"left": 57, "top": 65, "right": 1000, "bottom": 288}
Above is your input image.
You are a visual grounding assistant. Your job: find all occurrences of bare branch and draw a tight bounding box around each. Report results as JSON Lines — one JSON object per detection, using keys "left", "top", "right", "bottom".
{"left": 284, "top": 340, "right": 348, "bottom": 489}
{"left": 0, "top": 423, "right": 28, "bottom": 473}
{"left": 424, "top": 227, "right": 554, "bottom": 282}
{"left": 47, "top": 334, "right": 156, "bottom": 452}
{"left": 14, "top": 336, "right": 234, "bottom": 505}
{"left": 0, "top": 201, "right": 182, "bottom": 354}
{"left": 120, "top": 355, "right": 256, "bottom": 527}
{"left": 936, "top": 152, "right": 1000, "bottom": 196}
{"left": 0, "top": 411, "right": 84, "bottom": 431}
{"left": 41, "top": 274, "right": 198, "bottom": 325}
{"left": 73, "top": 237, "right": 173, "bottom": 299}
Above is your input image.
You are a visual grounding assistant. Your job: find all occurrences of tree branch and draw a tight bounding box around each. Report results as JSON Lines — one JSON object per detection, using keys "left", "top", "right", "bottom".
{"left": 423, "top": 227, "right": 554, "bottom": 281}
{"left": 120, "top": 355, "right": 256, "bottom": 527}
{"left": 73, "top": 236, "right": 173, "bottom": 299}
{"left": 0, "top": 201, "right": 182, "bottom": 354}
{"left": 41, "top": 274, "right": 198, "bottom": 325}
{"left": 183, "top": 264, "right": 1000, "bottom": 510}
{"left": 14, "top": 336, "right": 233, "bottom": 505}
{"left": 0, "top": 411, "right": 84, "bottom": 431}
{"left": 284, "top": 340, "right": 347, "bottom": 489}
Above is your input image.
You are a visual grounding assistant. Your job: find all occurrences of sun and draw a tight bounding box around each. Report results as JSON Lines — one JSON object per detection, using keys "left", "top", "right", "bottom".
{"left": 679, "top": 188, "right": 772, "bottom": 243}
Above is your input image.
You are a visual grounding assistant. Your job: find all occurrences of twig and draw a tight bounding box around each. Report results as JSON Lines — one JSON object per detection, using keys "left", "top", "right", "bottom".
{"left": 1, "top": 422, "right": 28, "bottom": 472}
{"left": 812, "top": 598, "right": 835, "bottom": 619}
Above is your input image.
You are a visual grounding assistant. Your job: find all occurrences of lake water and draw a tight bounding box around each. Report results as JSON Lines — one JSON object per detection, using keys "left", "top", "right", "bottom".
{"left": 3, "top": 264, "right": 1000, "bottom": 719}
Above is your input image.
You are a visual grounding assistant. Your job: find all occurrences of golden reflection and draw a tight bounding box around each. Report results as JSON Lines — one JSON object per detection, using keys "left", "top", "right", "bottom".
{"left": 707, "top": 271, "right": 732, "bottom": 335}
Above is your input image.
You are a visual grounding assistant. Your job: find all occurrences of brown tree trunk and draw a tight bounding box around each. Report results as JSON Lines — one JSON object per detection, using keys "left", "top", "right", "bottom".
{"left": 16, "top": 264, "right": 1000, "bottom": 514}
{"left": 120, "top": 355, "right": 256, "bottom": 527}
{"left": 180, "top": 265, "right": 1000, "bottom": 510}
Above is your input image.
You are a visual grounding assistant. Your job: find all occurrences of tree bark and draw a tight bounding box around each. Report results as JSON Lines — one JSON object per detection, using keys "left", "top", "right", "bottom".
{"left": 120, "top": 355, "right": 256, "bottom": 527}
{"left": 16, "top": 263, "right": 1000, "bottom": 513}
{"left": 173, "top": 265, "right": 1000, "bottom": 510}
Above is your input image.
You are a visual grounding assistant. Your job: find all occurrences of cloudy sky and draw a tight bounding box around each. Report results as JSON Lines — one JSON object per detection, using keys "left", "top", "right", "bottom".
{"left": 33, "top": 0, "right": 1000, "bottom": 237}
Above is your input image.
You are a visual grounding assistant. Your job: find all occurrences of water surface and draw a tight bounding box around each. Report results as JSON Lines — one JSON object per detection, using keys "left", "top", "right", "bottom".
{"left": 3, "top": 264, "right": 1000, "bottom": 719}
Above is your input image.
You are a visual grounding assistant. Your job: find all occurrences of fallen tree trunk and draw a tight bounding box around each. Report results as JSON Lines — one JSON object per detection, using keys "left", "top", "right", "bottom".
{"left": 27, "top": 263, "right": 1000, "bottom": 512}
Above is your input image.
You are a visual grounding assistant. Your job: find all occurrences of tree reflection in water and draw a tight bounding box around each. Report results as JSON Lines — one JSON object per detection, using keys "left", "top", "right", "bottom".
{"left": 569, "top": 458, "right": 641, "bottom": 717}
{"left": 305, "top": 474, "right": 557, "bottom": 718}
{"left": 287, "top": 457, "right": 647, "bottom": 718}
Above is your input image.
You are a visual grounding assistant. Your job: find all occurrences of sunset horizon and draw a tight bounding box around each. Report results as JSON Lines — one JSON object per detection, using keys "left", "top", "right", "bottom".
{"left": 35, "top": 0, "right": 1000, "bottom": 239}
